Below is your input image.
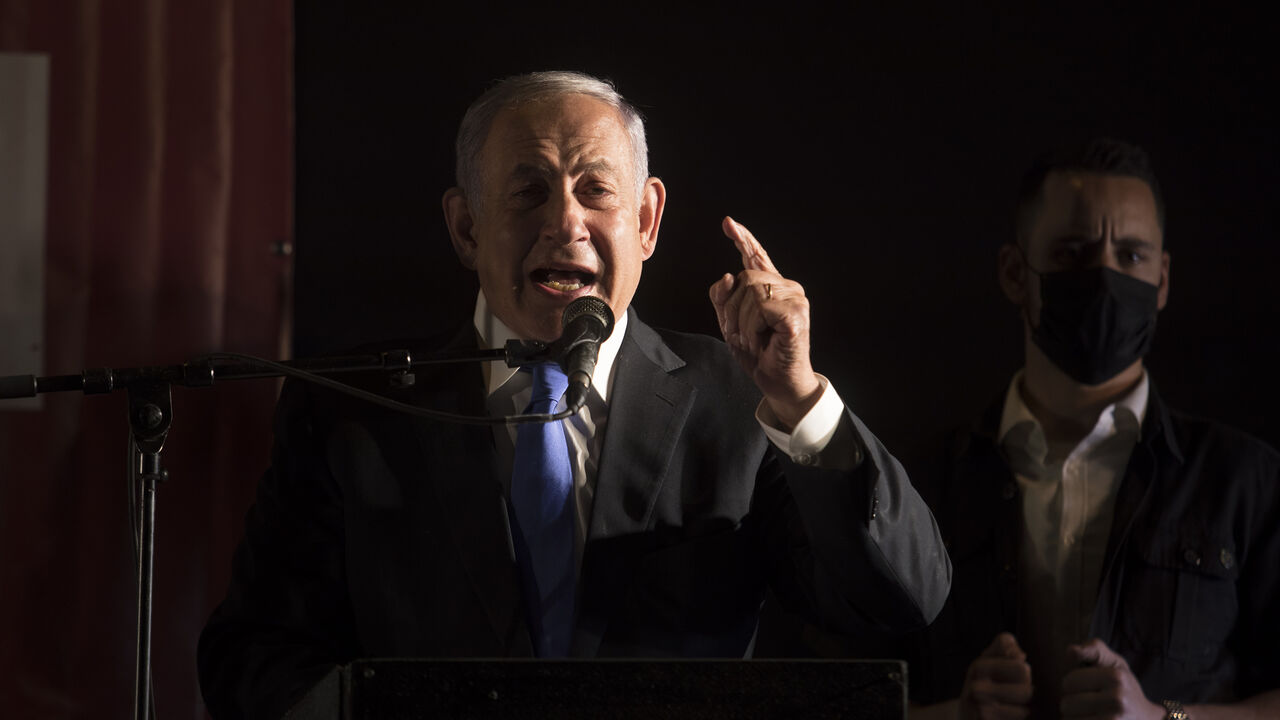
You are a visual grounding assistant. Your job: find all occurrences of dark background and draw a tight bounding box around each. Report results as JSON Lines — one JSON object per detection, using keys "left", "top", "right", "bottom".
{"left": 294, "top": 3, "right": 1279, "bottom": 474}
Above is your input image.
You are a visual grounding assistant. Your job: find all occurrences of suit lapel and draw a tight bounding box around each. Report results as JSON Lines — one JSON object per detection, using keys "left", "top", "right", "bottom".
{"left": 410, "top": 326, "right": 528, "bottom": 654}
{"left": 574, "top": 313, "right": 695, "bottom": 655}
{"left": 588, "top": 314, "right": 694, "bottom": 539}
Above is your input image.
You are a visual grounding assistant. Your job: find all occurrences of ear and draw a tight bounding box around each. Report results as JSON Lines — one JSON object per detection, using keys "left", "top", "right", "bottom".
{"left": 637, "top": 177, "right": 666, "bottom": 260}
{"left": 997, "top": 242, "right": 1028, "bottom": 305}
{"left": 1156, "top": 250, "right": 1170, "bottom": 310}
{"left": 443, "top": 187, "right": 478, "bottom": 269}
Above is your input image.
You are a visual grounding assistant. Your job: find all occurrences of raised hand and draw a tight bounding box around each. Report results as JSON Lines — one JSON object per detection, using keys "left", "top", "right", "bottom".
{"left": 708, "top": 216, "right": 822, "bottom": 430}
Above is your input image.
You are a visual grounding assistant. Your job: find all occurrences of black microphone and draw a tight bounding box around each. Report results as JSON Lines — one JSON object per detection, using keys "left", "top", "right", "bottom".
{"left": 555, "top": 296, "right": 614, "bottom": 413}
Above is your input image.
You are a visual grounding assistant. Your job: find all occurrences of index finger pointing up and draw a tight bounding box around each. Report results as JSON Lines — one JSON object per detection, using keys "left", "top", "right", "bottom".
{"left": 722, "top": 216, "right": 779, "bottom": 274}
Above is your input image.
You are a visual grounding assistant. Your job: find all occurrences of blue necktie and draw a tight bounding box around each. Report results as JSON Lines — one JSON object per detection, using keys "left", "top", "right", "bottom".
{"left": 510, "top": 362, "right": 575, "bottom": 656}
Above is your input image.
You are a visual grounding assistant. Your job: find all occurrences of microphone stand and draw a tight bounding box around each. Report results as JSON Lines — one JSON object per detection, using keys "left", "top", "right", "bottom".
{"left": 0, "top": 341, "right": 555, "bottom": 720}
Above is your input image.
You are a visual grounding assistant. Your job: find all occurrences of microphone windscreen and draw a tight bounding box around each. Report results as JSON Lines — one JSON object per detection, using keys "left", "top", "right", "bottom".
{"left": 560, "top": 296, "right": 614, "bottom": 341}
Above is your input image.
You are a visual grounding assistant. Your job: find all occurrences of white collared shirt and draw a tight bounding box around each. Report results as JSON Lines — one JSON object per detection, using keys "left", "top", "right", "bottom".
{"left": 999, "top": 370, "right": 1148, "bottom": 711}
{"left": 474, "top": 293, "right": 848, "bottom": 572}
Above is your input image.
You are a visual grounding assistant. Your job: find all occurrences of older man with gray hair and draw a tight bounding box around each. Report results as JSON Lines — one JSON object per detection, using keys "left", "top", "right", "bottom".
{"left": 198, "top": 70, "right": 950, "bottom": 718}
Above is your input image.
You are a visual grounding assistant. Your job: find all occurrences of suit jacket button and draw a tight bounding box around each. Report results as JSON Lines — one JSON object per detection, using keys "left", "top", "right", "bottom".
{"left": 1183, "top": 548, "right": 1201, "bottom": 567}
{"left": 1001, "top": 483, "right": 1016, "bottom": 500}
{"left": 1220, "top": 548, "right": 1235, "bottom": 569}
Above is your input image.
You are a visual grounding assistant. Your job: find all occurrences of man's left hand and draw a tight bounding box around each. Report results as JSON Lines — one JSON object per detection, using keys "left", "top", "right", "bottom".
{"left": 1060, "top": 639, "right": 1165, "bottom": 719}
{"left": 709, "top": 216, "right": 823, "bottom": 430}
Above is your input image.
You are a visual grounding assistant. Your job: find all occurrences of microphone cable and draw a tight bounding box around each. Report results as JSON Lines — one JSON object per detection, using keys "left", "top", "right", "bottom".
{"left": 196, "top": 352, "right": 577, "bottom": 426}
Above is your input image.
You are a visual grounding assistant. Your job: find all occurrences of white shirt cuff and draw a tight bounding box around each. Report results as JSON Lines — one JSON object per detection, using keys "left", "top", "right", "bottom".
{"left": 755, "top": 374, "right": 845, "bottom": 467}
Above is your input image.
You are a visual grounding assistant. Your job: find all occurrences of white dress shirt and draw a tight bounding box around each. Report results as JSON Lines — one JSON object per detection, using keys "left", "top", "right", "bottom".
{"left": 998, "top": 370, "right": 1148, "bottom": 712}
{"left": 473, "top": 293, "right": 850, "bottom": 573}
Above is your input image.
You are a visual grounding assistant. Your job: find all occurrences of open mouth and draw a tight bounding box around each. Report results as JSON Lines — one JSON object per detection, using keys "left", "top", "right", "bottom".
{"left": 532, "top": 267, "right": 596, "bottom": 293}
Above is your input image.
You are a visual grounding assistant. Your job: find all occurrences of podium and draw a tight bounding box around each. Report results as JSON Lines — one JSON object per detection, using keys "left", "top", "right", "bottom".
{"left": 285, "top": 658, "right": 906, "bottom": 719}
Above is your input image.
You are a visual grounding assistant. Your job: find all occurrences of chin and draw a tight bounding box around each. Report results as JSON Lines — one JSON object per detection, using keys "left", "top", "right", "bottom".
{"left": 522, "top": 315, "right": 566, "bottom": 343}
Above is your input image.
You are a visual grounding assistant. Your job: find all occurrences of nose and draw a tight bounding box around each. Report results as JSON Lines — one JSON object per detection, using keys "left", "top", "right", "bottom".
{"left": 541, "top": 186, "right": 589, "bottom": 246}
{"left": 1098, "top": 237, "right": 1129, "bottom": 272}
{"left": 1076, "top": 236, "right": 1133, "bottom": 274}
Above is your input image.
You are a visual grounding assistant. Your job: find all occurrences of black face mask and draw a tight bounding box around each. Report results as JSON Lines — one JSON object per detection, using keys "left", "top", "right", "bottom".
{"left": 1030, "top": 266, "right": 1160, "bottom": 385}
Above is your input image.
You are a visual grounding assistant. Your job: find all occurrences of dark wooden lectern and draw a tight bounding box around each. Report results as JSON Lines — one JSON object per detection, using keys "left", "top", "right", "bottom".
{"left": 285, "top": 658, "right": 906, "bottom": 719}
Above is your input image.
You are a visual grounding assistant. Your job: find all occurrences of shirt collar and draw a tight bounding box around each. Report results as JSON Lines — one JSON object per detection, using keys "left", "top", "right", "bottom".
{"left": 473, "top": 290, "right": 627, "bottom": 404}
{"left": 998, "top": 368, "right": 1150, "bottom": 450}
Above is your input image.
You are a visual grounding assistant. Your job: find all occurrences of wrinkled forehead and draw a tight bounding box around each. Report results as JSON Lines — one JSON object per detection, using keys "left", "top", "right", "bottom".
{"left": 479, "top": 95, "right": 634, "bottom": 176}
{"left": 1033, "top": 171, "right": 1163, "bottom": 242}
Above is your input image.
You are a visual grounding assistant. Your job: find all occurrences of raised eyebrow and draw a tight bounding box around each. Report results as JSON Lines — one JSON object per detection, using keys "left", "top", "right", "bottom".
{"left": 574, "top": 160, "right": 620, "bottom": 179}
{"left": 508, "top": 161, "right": 618, "bottom": 183}
{"left": 1050, "top": 233, "right": 1097, "bottom": 245}
{"left": 509, "top": 163, "right": 551, "bottom": 182}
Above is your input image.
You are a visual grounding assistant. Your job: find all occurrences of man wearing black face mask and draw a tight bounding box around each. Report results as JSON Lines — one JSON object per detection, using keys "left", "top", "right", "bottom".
{"left": 909, "top": 139, "right": 1280, "bottom": 720}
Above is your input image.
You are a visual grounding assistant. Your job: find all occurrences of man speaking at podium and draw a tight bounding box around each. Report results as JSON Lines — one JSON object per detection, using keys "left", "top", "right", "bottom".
{"left": 198, "top": 71, "right": 950, "bottom": 718}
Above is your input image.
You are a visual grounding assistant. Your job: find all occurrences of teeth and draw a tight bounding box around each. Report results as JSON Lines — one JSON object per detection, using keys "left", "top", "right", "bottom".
{"left": 542, "top": 280, "right": 584, "bottom": 291}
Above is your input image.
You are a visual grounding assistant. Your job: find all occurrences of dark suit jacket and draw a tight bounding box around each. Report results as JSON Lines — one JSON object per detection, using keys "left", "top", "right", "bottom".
{"left": 913, "top": 382, "right": 1280, "bottom": 712}
{"left": 198, "top": 310, "right": 951, "bottom": 719}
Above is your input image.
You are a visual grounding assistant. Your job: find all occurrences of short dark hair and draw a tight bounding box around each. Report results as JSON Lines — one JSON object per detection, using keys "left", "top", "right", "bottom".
{"left": 1015, "top": 138, "right": 1165, "bottom": 245}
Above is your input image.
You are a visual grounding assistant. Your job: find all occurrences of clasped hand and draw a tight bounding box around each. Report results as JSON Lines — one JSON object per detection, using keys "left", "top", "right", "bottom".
{"left": 960, "top": 633, "right": 1164, "bottom": 720}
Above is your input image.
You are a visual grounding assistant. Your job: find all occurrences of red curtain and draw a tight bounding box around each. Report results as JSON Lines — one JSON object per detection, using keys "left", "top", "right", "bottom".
{"left": 0, "top": 1, "right": 293, "bottom": 717}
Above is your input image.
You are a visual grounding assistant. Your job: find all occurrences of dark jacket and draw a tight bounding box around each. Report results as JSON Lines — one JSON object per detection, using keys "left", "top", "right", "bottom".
{"left": 198, "top": 311, "right": 951, "bottom": 719}
{"left": 913, "top": 381, "right": 1280, "bottom": 711}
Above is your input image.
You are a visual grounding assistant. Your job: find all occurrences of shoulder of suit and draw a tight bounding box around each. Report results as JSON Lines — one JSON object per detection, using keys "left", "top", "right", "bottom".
{"left": 620, "top": 319, "right": 762, "bottom": 409}
{"left": 1163, "top": 405, "right": 1280, "bottom": 472}
{"left": 647, "top": 327, "right": 745, "bottom": 375}
{"left": 649, "top": 326, "right": 731, "bottom": 356}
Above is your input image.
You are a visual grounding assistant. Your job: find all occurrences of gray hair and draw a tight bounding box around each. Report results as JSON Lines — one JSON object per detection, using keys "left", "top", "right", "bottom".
{"left": 454, "top": 71, "right": 649, "bottom": 206}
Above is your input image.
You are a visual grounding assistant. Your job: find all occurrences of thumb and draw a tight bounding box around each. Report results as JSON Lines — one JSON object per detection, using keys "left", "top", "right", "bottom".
{"left": 982, "top": 632, "right": 1026, "bottom": 660}
{"left": 709, "top": 273, "right": 734, "bottom": 307}
{"left": 709, "top": 273, "right": 735, "bottom": 328}
{"left": 1067, "top": 638, "right": 1123, "bottom": 669}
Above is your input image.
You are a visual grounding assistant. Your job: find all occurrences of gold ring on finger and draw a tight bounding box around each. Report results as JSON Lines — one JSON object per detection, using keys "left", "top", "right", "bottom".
{"left": 764, "top": 283, "right": 772, "bottom": 300}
